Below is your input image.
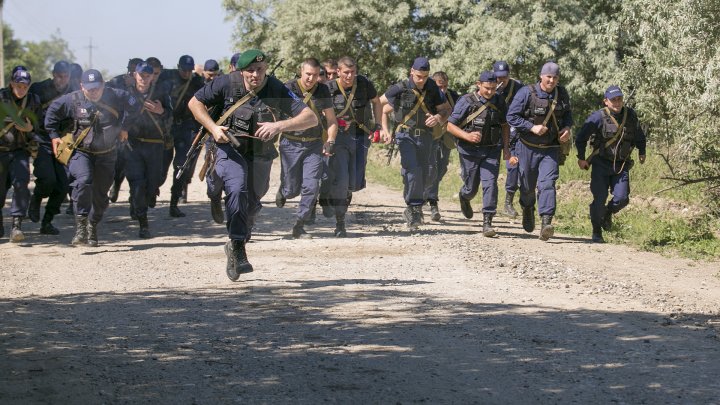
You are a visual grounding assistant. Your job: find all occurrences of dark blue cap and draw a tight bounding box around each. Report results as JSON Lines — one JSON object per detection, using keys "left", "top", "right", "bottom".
{"left": 178, "top": 55, "right": 195, "bottom": 71}
{"left": 11, "top": 65, "right": 28, "bottom": 75}
{"left": 135, "top": 61, "right": 154, "bottom": 74}
{"left": 540, "top": 62, "right": 560, "bottom": 76}
{"left": 230, "top": 53, "right": 240, "bottom": 67}
{"left": 204, "top": 59, "right": 220, "bottom": 72}
{"left": 604, "top": 85, "right": 624, "bottom": 99}
{"left": 81, "top": 69, "right": 104, "bottom": 90}
{"left": 127, "top": 58, "right": 143, "bottom": 70}
{"left": 478, "top": 71, "right": 497, "bottom": 83}
{"left": 70, "top": 63, "right": 83, "bottom": 79}
{"left": 493, "top": 61, "right": 509, "bottom": 77}
{"left": 411, "top": 57, "right": 430, "bottom": 72}
{"left": 12, "top": 67, "right": 31, "bottom": 84}
{"left": 53, "top": 61, "right": 70, "bottom": 74}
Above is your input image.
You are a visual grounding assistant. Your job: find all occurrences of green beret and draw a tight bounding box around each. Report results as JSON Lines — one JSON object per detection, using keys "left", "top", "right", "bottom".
{"left": 235, "top": 49, "right": 268, "bottom": 70}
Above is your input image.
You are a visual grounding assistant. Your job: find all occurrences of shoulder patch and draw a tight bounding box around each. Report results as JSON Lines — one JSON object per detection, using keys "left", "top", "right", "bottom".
{"left": 287, "top": 89, "right": 301, "bottom": 102}
{"left": 128, "top": 96, "right": 137, "bottom": 106}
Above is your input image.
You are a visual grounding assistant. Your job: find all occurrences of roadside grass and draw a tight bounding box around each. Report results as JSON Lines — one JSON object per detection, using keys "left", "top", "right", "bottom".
{"left": 366, "top": 145, "right": 720, "bottom": 260}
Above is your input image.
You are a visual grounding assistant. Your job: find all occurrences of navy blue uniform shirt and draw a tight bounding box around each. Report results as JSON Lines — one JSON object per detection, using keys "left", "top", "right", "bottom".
{"left": 507, "top": 83, "right": 573, "bottom": 133}
{"left": 575, "top": 107, "right": 646, "bottom": 160}
{"left": 158, "top": 69, "right": 205, "bottom": 122}
{"left": 449, "top": 91, "right": 507, "bottom": 155}
{"left": 29, "top": 78, "right": 73, "bottom": 139}
{"left": 284, "top": 80, "right": 333, "bottom": 138}
{"left": 126, "top": 83, "right": 173, "bottom": 140}
{"left": 384, "top": 77, "right": 445, "bottom": 129}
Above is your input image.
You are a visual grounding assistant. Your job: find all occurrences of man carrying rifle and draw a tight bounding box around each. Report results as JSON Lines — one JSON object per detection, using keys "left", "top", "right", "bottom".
{"left": 379, "top": 57, "right": 450, "bottom": 230}
{"left": 575, "top": 85, "right": 646, "bottom": 243}
{"left": 278, "top": 57, "right": 338, "bottom": 238}
{"left": 188, "top": 49, "right": 317, "bottom": 281}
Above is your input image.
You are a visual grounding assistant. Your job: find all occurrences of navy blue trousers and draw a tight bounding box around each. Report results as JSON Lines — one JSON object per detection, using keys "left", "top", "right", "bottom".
{"left": 279, "top": 137, "right": 323, "bottom": 221}
{"left": 458, "top": 146, "right": 502, "bottom": 214}
{"left": 0, "top": 149, "right": 30, "bottom": 217}
{"left": 516, "top": 141, "right": 559, "bottom": 216}
{"left": 589, "top": 157, "right": 630, "bottom": 228}
{"left": 32, "top": 142, "right": 69, "bottom": 218}
{"left": 67, "top": 149, "right": 117, "bottom": 223}
{"left": 425, "top": 139, "right": 450, "bottom": 203}
{"left": 125, "top": 141, "right": 164, "bottom": 218}
{"left": 214, "top": 143, "right": 273, "bottom": 241}
{"left": 170, "top": 119, "right": 199, "bottom": 199}
{"left": 324, "top": 127, "right": 357, "bottom": 217}
{"left": 397, "top": 130, "right": 433, "bottom": 206}
{"left": 352, "top": 128, "right": 370, "bottom": 192}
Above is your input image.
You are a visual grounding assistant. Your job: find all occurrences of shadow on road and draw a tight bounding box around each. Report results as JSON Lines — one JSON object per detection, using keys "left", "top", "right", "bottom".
{"left": 1, "top": 282, "right": 718, "bottom": 404}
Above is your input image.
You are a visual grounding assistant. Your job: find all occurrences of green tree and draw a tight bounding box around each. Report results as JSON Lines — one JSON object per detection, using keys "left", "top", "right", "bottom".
{"left": 3, "top": 26, "right": 75, "bottom": 84}
{"left": 616, "top": 0, "right": 720, "bottom": 207}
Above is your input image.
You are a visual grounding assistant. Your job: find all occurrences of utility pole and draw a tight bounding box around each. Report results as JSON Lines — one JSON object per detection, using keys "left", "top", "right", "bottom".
{"left": 85, "top": 37, "right": 97, "bottom": 69}
{"left": 0, "top": 0, "right": 5, "bottom": 88}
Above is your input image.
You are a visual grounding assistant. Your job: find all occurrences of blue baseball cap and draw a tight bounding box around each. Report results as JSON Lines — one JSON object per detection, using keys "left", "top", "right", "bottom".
{"left": 604, "top": 85, "right": 624, "bottom": 99}
{"left": 53, "top": 61, "right": 71, "bottom": 74}
{"left": 178, "top": 55, "right": 195, "bottom": 71}
{"left": 478, "top": 71, "right": 497, "bottom": 83}
{"left": 540, "top": 62, "right": 560, "bottom": 76}
{"left": 411, "top": 57, "right": 430, "bottom": 72}
{"left": 230, "top": 53, "right": 241, "bottom": 67}
{"left": 204, "top": 59, "right": 220, "bottom": 72}
{"left": 492, "top": 61, "right": 510, "bottom": 77}
{"left": 81, "top": 69, "right": 104, "bottom": 90}
{"left": 135, "top": 61, "right": 154, "bottom": 74}
{"left": 12, "top": 67, "right": 31, "bottom": 84}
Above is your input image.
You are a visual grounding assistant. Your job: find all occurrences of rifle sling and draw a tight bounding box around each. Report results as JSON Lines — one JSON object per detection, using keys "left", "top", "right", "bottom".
{"left": 394, "top": 88, "right": 426, "bottom": 135}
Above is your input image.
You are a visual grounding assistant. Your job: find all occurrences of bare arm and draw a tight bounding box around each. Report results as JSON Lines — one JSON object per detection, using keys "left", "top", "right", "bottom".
{"left": 188, "top": 96, "right": 230, "bottom": 143}
{"left": 255, "top": 106, "right": 318, "bottom": 141}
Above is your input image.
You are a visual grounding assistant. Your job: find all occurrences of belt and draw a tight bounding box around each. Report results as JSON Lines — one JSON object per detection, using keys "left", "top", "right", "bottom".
{"left": 519, "top": 138, "right": 558, "bottom": 149}
{"left": 135, "top": 137, "right": 164, "bottom": 144}
{"left": 77, "top": 146, "right": 116, "bottom": 155}
{"left": 398, "top": 126, "right": 429, "bottom": 137}
{"left": 282, "top": 134, "right": 321, "bottom": 142}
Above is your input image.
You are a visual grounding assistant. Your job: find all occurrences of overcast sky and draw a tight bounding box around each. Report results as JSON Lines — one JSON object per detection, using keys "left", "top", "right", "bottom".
{"left": 4, "top": 0, "right": 237, "bottom": 76}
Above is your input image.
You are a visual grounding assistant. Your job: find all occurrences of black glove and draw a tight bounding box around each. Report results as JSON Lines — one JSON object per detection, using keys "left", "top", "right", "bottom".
{"left": 323, "top": 141, "right": 335, "bottom": 156}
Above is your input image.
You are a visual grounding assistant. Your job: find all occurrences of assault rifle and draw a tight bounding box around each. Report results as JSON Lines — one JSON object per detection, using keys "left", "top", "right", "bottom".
{"left": 385, "top": 134, "right": 398, "bottom": 165}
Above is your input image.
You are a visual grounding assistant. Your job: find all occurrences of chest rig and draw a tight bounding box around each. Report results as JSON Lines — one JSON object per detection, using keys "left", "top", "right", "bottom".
{"left": 330, "top": 78, "right": 369, "bottom": 126}
{"left": 593, "top": 107, "right": 637, "bottom": 162}
{"left": 522, "top": 85, "right": 569, "bottom": 147}
{"left": 0, "top": 89, "right": 29, "bottom": 150}
{"left": 224, "top": 74, "right": 278, "bottom": 158}
{"left": 462, "top": 93, "right": 502, "bottom": 146}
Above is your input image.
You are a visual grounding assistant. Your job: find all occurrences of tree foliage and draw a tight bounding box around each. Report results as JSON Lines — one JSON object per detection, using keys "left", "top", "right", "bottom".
{"left": 3, "top": 25, "right": 75, "bottom": 83}
{"left": 223, "top": 0, "right": 720, "bottom": 208}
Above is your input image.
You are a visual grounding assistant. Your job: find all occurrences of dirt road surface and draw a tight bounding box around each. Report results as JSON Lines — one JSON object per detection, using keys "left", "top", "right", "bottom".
{"left": 2, "top": 159, "right": 719, "bottom": 404}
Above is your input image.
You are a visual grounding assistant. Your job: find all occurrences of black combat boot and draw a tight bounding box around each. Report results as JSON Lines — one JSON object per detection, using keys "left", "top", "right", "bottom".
{"left": 334, "top": 216, "right": 347, "bottom": 238}
{"left": 482, "top": 213, "right": 496, "bottom": 237}
{"left": 108, "top": 181, "right": 121, "bottom": 203}
{"left": 429, "top": 201, "right": 441, "bottom": 222}
{"left": 210, "top": 196, "right": 224, "bottom": 224}
{"left": 522, "top": 205, "right": 535, "bottom": 233}
{"left": 292, "top": 219, "right": 311, "bottom": 239}
{"left": 71, "top": 215, "right": 89, "bottom": 246}
{"left": 539, "top": 215, "right": 554, "bottom": 241}
{"left": 504, "top": 192, "right": 518, "bottom": 218}
{"left": 28, "top": 193, "right": 41, "bottom": 223}
{"left": 591, "top": 226, "right": 605, "bottom": 243}
{"left": 87, "top": 221, "right": 99, "bottom": 247}
{"left": 40, "top": 212, "right": 60, "bottom": 235}
{"left": 138, "top": 216, "right": 151, "bottom": 239}
{"left": 411, "top": 206, "right": 423, "bottom": 228}
{"left": 10, "top": 217, "right": 25, "bottom": 243}
{"left": 602, "top": 204, "right": 613, "bottom": 231}
{"left": 403, "top": 206, "right": 415, "bottom": 230}
{"left": 275, "top": 186, "right": 286, "bottom": 208}
{"left": 459, "top": 193, "right": 473, "bottom": 219}
{"left": 169, "top": 195, "right": 186, "bottom": 217}
{"left": 224, "top": 240, "right": 254, "bottom": 281}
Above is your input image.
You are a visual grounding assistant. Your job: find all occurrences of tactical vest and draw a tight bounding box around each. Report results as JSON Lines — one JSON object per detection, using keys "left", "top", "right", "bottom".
{"left": 225, "top": 73, "right": 280, "bottom": 158}
{"left": 330, "top": 77, "right": 370, "bottom": 125}
{"left": 391, "top": 80, "right": 430, "bottom": 130}
{"left": 0, "top": 89, "right": 28, "bottom": 150}
{"left": 594, "top": 108, "right": 637, "bottom": 162}
{"left": 286, "top": 80, "right": 324, "bottom": 139}
{"left": 461, "top": 93, "right": 503, "bottom": 147}
{"left": 521, "top": 84, "right": 570, "bottom": 146}
{"left": 71, "top": 92, "right": 121, "bottom": 152}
